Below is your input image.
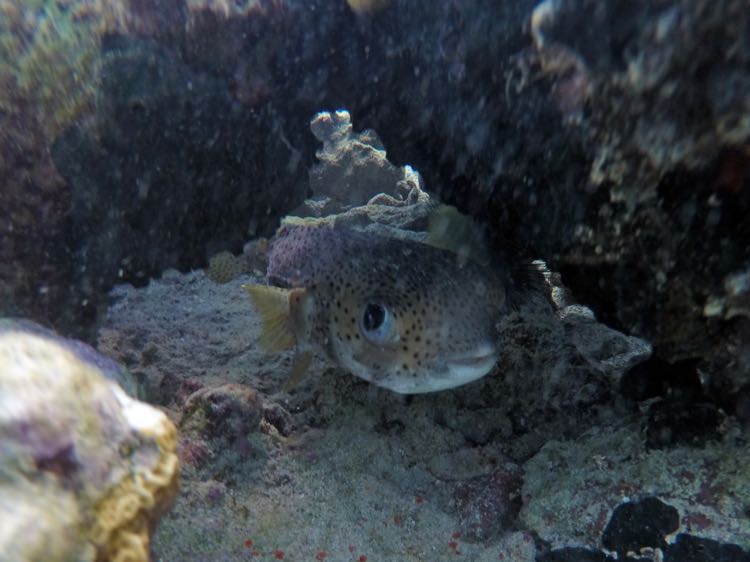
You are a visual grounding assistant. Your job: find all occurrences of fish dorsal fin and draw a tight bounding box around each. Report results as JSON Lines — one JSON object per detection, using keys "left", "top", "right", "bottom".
{"left": 243, "top": 284, "right": 301, "bottom": 352}
{"left": 426, "top": 204, "right": 491, "bottom": 266}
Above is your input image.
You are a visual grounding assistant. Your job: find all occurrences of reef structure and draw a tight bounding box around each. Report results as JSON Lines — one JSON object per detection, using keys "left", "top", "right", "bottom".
{"left": 0, "top": 319, "right": 179, "bottom": 562}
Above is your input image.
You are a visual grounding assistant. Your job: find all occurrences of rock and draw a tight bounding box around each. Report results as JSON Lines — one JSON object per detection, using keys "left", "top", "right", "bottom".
{"left": 291, "top": 110, "right": 434, "bottom": 238}
{"left": 537, "top": 548, "right": 615, "bottom": 562}
{"left": 521, "top": 426, "right": 750, "bottom": 550}
{"left": 645, "top": 399, "right": 725, "bottom": 448}
{"left": 0, "top": 320, "right": 179, "bottom": 562}
{"left": 664, "top": 534, "right": 750, "bottom": 562}
{"left": 308, "top": 109, "right": 428, "bottom": 209}
{"left": 262, "top": 401, "right": 295, "bottom": 437}
{"left": 601, "top": 497, "right": 680, "bottom": 556}
{"left": 451, "top": 462, "right": 524, "bottom": 541}
{"left": 618, "top": 358, "right": 704, "bottom": 403}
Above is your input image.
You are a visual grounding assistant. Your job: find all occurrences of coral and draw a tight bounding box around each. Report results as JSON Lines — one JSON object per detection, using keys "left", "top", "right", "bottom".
{"left": 307, "top": 110, "right": 429, "bottom": 210}
{"left": 0, "top": 318, "right": 143, "bottom": 399}
{"left": 290, "top": 111, "right": 435, "bottom": 241}
{"left": 530, "top": 0, "right": 750, "bottom": 192}
{"left": 0, "top": 320, "right": 179, "bottom": 562}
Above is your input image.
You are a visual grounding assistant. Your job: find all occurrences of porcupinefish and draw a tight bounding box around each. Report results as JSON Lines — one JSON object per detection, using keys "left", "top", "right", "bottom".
{"left": 244, "top": 210, "right": 532, "bottom": 394}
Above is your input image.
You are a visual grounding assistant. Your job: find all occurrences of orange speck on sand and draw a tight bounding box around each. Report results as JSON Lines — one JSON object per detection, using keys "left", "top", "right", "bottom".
{"left": 448, "top": 541, "right": 458, "bottom": 549}
{"left": 315, "top": 551, "right": 327, "bottom": 561}
{"left": 243, "top": 539, "right": 253, "bottom": 548}
{"left": 415, "top": 496, "right": 425, "bottom": 505}
{"left": 359, "top": 556, "right": 368, "bottom": 562}
{"left": 273, "top": 550, "right": 285, "bottom": 560}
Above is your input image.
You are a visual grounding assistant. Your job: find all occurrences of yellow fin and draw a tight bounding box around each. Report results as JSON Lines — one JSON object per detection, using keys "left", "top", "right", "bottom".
{"left": 243, "top": 284, "right": 297, "bottom": 352}
{"left": 426, "top": 204, "right": 490, "bottom": 266}
{"left": 283, "top": 351, "right": 313, "bottom": 392}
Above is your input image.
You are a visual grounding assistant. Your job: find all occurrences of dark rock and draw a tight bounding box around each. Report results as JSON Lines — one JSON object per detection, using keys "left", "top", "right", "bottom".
{"left": 664, "top": 533, "right": 750, "bottom": 562}
{"left": 51, "top": 36, "right": 306, "bottom": 327}
{"left": 601, "top": 497, "right": 679, "bottom": 556}
{"left": 736, "top": 383, "right": 750, "bottom": 429}
{"left": 452, "top": 462, "right": 523, "bottom": 541}
{"left": 645, "top": 399, "right": 724, "bottom": 448}
{"left": 537, "top": 547, "right": 615, "bottom": 562}
{"left": 619, "top": 357, "right": 704, "bottom": 403}
{"left": 262, "top": 402, "right": 295, "bottom": 437}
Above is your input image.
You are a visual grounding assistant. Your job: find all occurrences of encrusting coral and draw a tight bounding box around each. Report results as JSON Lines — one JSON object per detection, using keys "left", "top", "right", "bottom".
{"left": 0, "top": 320, "right": 179, "bottom": 562}
{"left": 206, "top": 250, "right": 247, "bottom": 284}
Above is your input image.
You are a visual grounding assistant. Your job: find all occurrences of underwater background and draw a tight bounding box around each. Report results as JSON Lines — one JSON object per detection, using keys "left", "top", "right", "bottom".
{"left": 0, "top": 0, "right": 749, "bottom": 561}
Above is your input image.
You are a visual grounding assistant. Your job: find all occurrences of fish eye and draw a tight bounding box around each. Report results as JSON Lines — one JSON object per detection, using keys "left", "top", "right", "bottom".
{"left": 360, "top": 303, "right": 394, "bottom": 345}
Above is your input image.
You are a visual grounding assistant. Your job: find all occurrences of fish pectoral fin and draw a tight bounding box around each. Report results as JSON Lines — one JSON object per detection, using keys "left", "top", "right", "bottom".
{"left": 282, "top": 350, "right": 313, "bottom": 392}
{"left": 243, "top": 284, "right": 298, "bottom": 352}
{"left": 426, "top": 204, "right": 490, "bottom": 266}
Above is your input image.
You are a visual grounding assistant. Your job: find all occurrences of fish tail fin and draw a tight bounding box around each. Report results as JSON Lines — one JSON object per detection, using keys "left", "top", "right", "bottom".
{"left": 243, "top": 284, "right": 297, "bottom": 352}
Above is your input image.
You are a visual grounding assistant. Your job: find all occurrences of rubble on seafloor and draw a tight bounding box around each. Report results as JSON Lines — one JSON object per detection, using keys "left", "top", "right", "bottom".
{"left": 0, "top": 319, "right": 179, "bottom": 562}
{"left": 87, "top": 110, "right": 750, "bottom": 561}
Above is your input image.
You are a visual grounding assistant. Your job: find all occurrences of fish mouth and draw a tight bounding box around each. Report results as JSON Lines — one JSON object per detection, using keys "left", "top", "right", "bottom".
{"left": 445, "top": 343, "right": 497, "bottom": 382}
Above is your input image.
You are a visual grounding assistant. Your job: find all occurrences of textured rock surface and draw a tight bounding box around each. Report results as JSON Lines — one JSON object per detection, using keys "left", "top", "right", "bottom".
{"left": 0, "top": 320, "right": 179, "bottom": 562}
{"left": 521, "top": 426, "right": 750, "bottom": 551}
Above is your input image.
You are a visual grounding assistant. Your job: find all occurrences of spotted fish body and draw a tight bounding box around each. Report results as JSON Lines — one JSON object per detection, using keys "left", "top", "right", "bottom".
{"left": 247, "top": 219, "right": 510, "bottom": 394}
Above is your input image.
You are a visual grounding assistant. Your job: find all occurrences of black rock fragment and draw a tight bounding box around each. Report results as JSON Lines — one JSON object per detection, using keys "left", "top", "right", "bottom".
{"left": 664, "top": 533, "right": 750, "bottom": 562}
{"left": 602, "top": 497, "right": 679, "bottom": 556}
